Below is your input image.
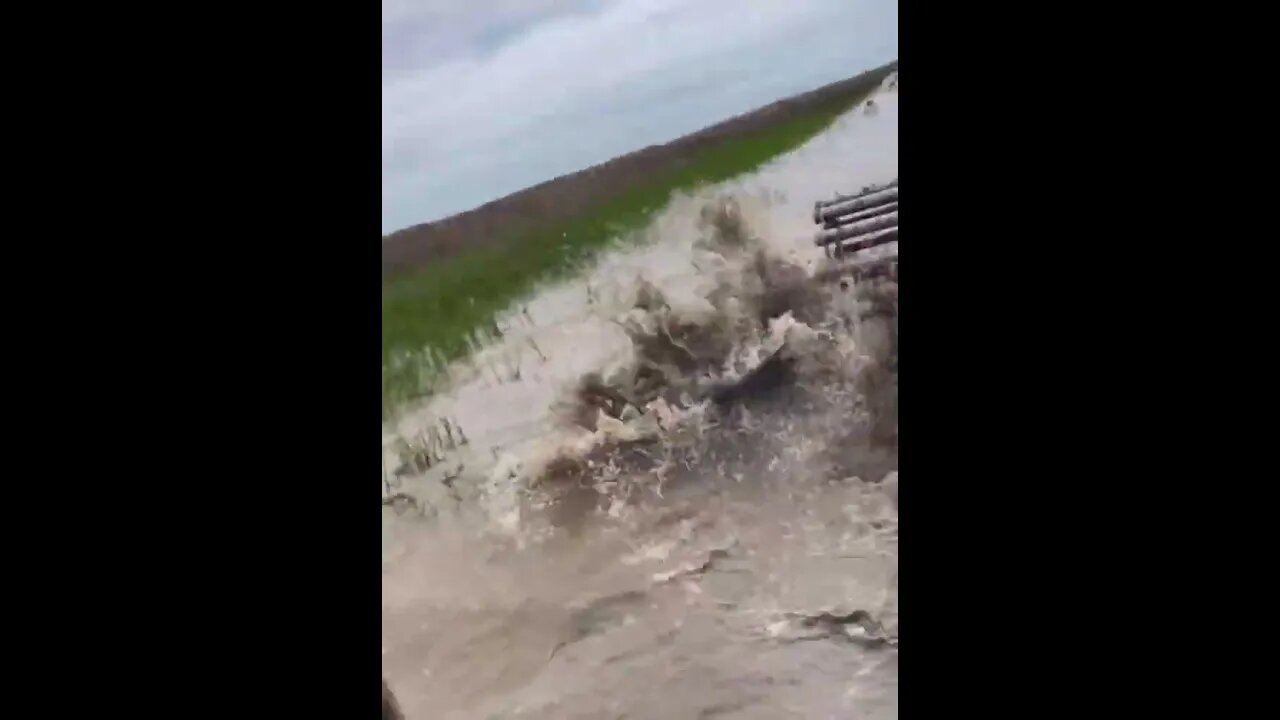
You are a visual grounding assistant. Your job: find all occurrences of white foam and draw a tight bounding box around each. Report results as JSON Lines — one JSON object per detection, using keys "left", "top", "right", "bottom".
{"left": 383, "top": 73, "right": 898, "bottom": 536}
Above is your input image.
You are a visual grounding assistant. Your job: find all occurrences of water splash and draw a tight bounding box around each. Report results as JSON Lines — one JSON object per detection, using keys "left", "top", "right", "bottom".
{"left": 383, "top": 72, "right": 898, "bottom": 720}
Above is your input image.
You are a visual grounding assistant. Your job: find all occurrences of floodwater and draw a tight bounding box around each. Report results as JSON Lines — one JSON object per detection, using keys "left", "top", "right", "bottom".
{"left": 382, "top": 73, "right": 898, "bottom": 720}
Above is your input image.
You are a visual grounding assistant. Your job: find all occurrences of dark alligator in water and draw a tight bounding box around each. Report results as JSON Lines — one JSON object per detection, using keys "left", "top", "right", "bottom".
{"left": 710, "top": 345, "right": 797, "bottom": 407}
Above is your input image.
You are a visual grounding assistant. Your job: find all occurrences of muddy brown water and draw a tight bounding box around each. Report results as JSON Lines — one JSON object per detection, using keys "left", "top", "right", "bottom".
{"left": 384, "top": 453, "right": 898, "bottom": 719}
{"left": 382, "top": 75, "right": 898, "bottom": 720}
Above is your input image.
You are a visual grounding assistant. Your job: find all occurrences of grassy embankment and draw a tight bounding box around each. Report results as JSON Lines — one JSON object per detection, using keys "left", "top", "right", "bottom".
{"left": 383, "top": 62, "right": 896, "bottom": 414}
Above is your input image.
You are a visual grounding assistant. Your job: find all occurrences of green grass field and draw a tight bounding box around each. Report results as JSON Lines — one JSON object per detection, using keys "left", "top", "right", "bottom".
{"left": 382, "top": 63, "right": 895, "bottom": 414}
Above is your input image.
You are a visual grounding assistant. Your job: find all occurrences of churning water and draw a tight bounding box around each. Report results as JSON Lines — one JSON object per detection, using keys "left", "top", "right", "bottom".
{"left": 382, "top": 73, "right": 898, "bottom": 720}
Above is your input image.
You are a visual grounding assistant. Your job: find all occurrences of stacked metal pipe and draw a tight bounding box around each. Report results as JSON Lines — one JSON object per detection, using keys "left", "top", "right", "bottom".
{"left": 813, "top": 180, "right": 898, "bottom": 259}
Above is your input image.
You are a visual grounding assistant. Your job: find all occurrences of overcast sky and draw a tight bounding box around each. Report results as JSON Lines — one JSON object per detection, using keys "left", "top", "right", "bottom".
{"left": 382, "top": 0, "right": 898, "bottom": 234}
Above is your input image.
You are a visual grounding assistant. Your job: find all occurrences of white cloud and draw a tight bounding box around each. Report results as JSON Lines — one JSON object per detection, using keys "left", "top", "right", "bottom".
{"left": 382, "top": 0, "right": 897, "bottom": 233}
